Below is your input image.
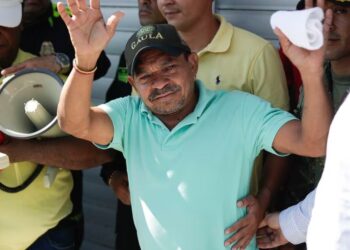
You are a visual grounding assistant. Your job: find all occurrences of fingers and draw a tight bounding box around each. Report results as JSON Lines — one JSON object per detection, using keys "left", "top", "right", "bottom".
{"left": 57, "top": 2, "right": 72, "bottom": 26}
{"left": 256, "top": 227, "right": 278, "bottom": 248}
{"left": 225, "top": 217, "right": 256, "bottom": 249}
{"left": 67, "top": 0, "right": 80, "bottom": 16}
{"left": 237, "top": 195, "right": 255, "bottom": 208}
{"left": 274, "top": 28, "right": 292, "bottom": 54}
{"left": 118, "top": 188, "right": 131, "bottom": 205}
{"left": 1, "top": 64, "right": 26, "bottom": 76}
{"left": 305, "top": 0, "right": 314, "bottom": 9}
{"left": 258, "top": 217, "right": 267, "bottom": 228}
{"left": 90, "top": 0, "right": 100, "bottom": 10}
{"left": 317, "top": 0, "right": 325, "bottom": 10}
{"left": 225, "top": 226, "right": 254, "bottom": 249}
{"left": 225, "top": 218, "right": 245, "bottom": 235}
{"left": 77, "top": 0, "right": 87, "bottom": 11}
{"left": 323, "top": 8, "right": 333, "bottom": 44}
{"left": 106, "top": 11, "right": 125, "bottom": 39}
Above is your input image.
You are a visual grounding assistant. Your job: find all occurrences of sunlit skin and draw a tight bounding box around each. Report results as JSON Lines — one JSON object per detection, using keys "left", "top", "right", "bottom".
{"left": 128, "top": 49, "right": 199, "bottom": 129}
{"left": 0, "top": 26, "right": 21, "bottom": 69}
{"left": 138, "top": 0, "right": 166, "bottom": 26}
{"left": 23, "top": 0, "right": 51, "bottom": 24}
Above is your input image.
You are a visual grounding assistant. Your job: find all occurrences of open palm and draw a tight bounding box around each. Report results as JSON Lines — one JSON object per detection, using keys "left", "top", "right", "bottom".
{"left": 57, "top": 0, "right": 124, "bottom": 60}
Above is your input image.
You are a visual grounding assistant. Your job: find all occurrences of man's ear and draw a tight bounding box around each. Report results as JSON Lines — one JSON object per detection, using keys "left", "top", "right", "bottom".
{"left": 187, "top": 52, "right": 198, "bottom": 75}
{"left": 128, "top": 76, "right": 135, "bottom": 88}
{"left": 128, "top": 75, "right": 140, "bottom": 95}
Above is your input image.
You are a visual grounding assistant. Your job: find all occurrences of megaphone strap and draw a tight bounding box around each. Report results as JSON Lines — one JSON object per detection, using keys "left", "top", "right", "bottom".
{"left": 0, "top": 164, "right": 44, "bottom": 193}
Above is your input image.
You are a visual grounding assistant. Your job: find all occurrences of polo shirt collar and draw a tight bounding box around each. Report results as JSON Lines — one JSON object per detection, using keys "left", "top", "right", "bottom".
{"left": 140, "top": 80, "right": 212, "bottom": 127}
{"left": 197, "top": 15, "right": 233, "bottom": 57}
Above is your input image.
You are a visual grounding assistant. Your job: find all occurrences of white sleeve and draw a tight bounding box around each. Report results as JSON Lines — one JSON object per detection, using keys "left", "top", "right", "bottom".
{"left": 279, "top": 189, "right": 316, "bottom": 244}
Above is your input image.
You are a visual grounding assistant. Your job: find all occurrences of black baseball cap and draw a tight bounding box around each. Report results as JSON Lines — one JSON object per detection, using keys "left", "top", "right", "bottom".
{"left": 327, "top": 0, "right": 350, "bottom": 6}
{"left": 297, "top": 0, "right": 350, "bottom": 9}
{"left": 124, "top": 24, "right": 191, "bottom": 76}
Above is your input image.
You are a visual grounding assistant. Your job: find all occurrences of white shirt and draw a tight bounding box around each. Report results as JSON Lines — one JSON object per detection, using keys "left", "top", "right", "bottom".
{"left": 307, "top": 94, "right": 350, "bottom": 249}
{"left": 279, "top": 189, "right": 315, "bottom": 244}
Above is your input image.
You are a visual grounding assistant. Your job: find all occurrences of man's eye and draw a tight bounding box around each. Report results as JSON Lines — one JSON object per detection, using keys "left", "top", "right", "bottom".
{"left": 138, "top": 76, "right": 150, "bottom": 85}
{"left": 165, "top": 65, "right": 176, "bottom": 72}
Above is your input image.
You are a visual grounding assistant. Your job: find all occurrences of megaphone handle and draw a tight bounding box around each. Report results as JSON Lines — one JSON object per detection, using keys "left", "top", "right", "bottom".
{"left": 0, "top": 152, "right": 9, "bottom": 170}
{"left": 0, "top": 132, "right": 10, "bottom": 170}
{"left": 43, "top": 167, "right": 59, "bottom": 188}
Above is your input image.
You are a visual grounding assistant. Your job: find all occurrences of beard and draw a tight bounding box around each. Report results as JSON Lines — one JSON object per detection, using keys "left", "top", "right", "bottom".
{"left": 151, "top": 95, "right": 186, "bottom": 115}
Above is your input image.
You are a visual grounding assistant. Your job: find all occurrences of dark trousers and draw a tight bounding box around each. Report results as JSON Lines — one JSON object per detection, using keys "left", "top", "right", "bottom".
{"left": 115, "top": 201, "right": 140, "bottom": 250}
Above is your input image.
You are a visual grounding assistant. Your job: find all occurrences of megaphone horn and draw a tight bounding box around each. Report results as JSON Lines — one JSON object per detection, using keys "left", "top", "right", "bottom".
{"left": 0, "top": 68, "right": 64, "bottom": 139}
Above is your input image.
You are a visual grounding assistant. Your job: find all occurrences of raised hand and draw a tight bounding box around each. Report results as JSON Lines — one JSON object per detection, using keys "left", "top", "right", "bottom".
{"left": 276, "top": 0, "right": 332, "bottom": 76}
{"left": 57, "top": 0, "right": 124, "bottom": 67}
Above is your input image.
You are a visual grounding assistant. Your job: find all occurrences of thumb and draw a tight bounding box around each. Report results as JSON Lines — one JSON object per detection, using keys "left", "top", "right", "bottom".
{"left": 265, "top": 212, "right": 281, "bottom": 229}
{"left": 106, "top": 11, "right": 125, "bottom": 39}
{"left": 258, "top": 217, "right": 268, "bottom": 228}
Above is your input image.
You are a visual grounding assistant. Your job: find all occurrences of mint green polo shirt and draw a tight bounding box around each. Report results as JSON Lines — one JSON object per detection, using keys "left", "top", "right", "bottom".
{"left": 98, "top": 81, "right": 296, "bottom": 250}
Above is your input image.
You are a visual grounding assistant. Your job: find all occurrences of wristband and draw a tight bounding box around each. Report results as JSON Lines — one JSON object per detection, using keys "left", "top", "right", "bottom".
{"left": 73, "top": 58, "right": 97, "bottom": 75}
{"left": 55, "top": 53, "right": 71, "bottom": 74}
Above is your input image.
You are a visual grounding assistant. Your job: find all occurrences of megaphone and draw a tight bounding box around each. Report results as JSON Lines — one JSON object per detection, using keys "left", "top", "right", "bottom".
{"left": 0, "top": 68, "right": 65, "bottom": 187}
{"left": 0, "top": 68, "right": 64, "bottom": 139}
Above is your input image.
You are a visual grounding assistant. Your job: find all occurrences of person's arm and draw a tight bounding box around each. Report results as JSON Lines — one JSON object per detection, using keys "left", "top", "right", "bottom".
{"left": 257, "top": 190, "right": 316, "bottom": 248}
{"left": 224, "top": 155, "right": 289, "bottom": 249}
{"left": 100, "top": 52, "right": 131, "bottom": 203}
{"left": 56, "top": 1, "right": 124, "bottom": 145}
{"left": 0, "top": 136, "right": 114, "bottom": 169}
{"left": 1, "top": 55, "right": 62, "bottom": 76}
{"left": 272, "top": 7, "right": 333, "bottom": 157}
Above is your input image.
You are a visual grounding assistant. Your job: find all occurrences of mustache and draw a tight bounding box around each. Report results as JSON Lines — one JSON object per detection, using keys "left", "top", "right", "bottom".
{"left": 162, "top": 6, "right": 180, "bottom": 13}
{"left": 148, "top": 84, "right": 180, "bottom": 102}
{"left": 328, "top": 32, "right": 340, "bottom": 40}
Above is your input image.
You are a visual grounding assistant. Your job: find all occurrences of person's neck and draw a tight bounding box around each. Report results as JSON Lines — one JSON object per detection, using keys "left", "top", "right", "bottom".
{"left": 331, "top": 57, "right": 350, "bottom": 77}
{"left": 157, "top": 86, "right": 199, "bottom": 130}
{"left": 179, "top": 15, "right": 220, "bottom": 53}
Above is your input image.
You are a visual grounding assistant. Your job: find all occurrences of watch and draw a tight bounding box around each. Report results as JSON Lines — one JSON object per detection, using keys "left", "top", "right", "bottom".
{"left": 55, "top": 53, "right": 71, "bottom": 74}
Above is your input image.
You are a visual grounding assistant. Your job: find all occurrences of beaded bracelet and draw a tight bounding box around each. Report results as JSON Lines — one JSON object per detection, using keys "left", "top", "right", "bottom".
{"left": 72, "top": 58, "right": 97, "bottom": 75}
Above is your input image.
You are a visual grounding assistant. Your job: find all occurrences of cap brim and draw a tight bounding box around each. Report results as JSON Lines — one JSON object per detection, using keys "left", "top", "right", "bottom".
{"left": 129, "top": 45, "right": 189, "bottom": 75}
{"left": 0, "top": 4, "right": 21, "bottom": 28}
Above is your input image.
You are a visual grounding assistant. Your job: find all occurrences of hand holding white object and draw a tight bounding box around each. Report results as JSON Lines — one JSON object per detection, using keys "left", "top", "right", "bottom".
{"left": 270, "top": 7, "right": 324, "bottom": 50}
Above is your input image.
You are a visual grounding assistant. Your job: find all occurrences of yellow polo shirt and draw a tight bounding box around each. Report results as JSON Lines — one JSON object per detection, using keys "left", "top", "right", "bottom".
{"left": 0, "top": 50, "right": 73, "bottom": 250}
{"left": 197, "top": 16, "right": 290, "bottom": 193}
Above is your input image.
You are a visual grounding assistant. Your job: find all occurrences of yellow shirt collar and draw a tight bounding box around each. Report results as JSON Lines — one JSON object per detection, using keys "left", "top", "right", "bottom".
{"left": 198, "top": 15, "right": 233, "bottom": 57}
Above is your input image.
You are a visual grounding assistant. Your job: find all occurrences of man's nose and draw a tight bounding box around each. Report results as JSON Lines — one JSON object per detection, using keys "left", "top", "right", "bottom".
{"left": 151, "top": 74, "right": 170, "bottom": 89}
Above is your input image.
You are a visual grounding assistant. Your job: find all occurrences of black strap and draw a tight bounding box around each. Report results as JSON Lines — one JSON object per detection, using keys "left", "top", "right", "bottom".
{"left": 0, "top": 164, "right": 44, "bottom": 193}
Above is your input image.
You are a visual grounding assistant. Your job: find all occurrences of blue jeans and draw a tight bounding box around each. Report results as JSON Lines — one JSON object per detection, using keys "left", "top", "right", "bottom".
{"left": 27, "top": 221, "right": 75, "bottom": 250}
